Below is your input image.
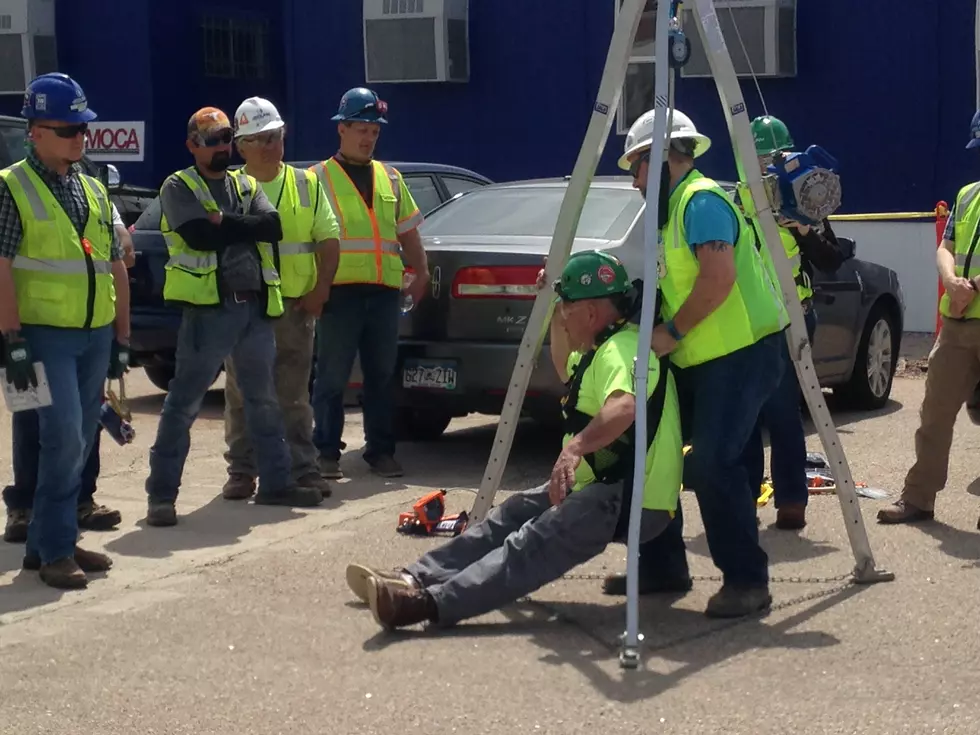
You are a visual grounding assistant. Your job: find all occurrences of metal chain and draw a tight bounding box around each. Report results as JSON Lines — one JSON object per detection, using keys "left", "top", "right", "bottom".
{"left": 559, "top": 570, "right": 853, "bottom": 585}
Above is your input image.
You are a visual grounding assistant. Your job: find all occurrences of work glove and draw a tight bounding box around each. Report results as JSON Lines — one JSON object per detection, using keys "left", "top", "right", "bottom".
{"left": 3, "top": 333, "right": 38, "bottom": 392}
{"left": 107, "top": 339, "right": 130, "bottom": 380}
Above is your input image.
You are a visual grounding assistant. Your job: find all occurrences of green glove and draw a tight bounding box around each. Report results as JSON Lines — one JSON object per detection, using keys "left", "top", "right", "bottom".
{"left": 108, "top": 340, "right": 130, "bottom": 380}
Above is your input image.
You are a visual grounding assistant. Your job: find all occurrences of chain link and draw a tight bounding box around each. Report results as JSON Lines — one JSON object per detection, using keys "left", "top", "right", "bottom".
{"left": 558, "top": 570, "right": 853, "bottom": 585}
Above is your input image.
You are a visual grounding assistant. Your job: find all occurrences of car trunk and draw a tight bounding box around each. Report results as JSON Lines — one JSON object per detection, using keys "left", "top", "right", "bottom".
{"left": 400, "top": 235, "right": 615, "bottom": 343}
{"left": 128, "top": 231, "right": 169, "bottom": 309}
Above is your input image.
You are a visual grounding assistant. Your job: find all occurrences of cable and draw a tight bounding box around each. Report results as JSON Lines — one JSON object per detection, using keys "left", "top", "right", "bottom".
{"left": 727, "top": 5, "right": 767, "bottom": 117}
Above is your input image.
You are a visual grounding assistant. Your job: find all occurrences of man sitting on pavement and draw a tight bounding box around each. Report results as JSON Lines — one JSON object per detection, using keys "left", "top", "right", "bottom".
{"left": 344, "top": 251, "right": 684, "bottom": 630}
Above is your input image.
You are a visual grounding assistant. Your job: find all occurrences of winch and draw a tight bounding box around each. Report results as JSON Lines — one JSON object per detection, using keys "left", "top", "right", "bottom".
{"left": 764, "top": 145, "right": 843, "bottom": 226}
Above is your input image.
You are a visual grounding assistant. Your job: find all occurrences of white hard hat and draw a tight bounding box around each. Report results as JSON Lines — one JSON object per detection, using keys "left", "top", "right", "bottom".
{"left": 234, "top": 97, "right": 285, "bottom": 138}
{"left": 617, "top": 108, "right": 712, "bottom": 170}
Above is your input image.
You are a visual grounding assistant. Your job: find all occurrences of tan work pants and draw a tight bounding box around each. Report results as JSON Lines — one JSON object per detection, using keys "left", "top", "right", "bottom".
{"left": 223, "top": 305, "right": 318, "bottom": 481}
{"left": 901, "top": 317, "right": 980, "bottom": 510}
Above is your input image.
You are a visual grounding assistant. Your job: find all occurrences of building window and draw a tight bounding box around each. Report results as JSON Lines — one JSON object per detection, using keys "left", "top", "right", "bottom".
{"left": 201, "top": 15, "right": 269, "bottom": 80}
{"left": 616, "top": 0, "right": 657, "bottom": 135}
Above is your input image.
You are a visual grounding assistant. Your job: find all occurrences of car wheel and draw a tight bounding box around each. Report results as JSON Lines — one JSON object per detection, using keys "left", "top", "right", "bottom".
{"left": 144, "top": 365, "right": 175, "bottom": 392}
{"left": 836, "top": 302, "right": 897, "bottom": 410}
{"left": 395, "top": 407, "right": 453, "bottom": 441}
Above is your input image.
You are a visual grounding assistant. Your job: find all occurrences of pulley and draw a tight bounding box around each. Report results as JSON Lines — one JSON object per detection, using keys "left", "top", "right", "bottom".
{"left": 667, "top": 17, "right": 691, "bottom": 68}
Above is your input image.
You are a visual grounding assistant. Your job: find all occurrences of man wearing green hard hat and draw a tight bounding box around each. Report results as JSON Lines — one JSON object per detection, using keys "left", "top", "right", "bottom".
{"left": 747, "top": 114, "right": 845, "bottom": 530}
{"left": 342, "top": 250, "right": 685, "bottom": 632}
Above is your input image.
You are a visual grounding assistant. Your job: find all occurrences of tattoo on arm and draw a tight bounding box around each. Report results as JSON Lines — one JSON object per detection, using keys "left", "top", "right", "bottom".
{"left": 697, "top": 240, "right": 732, "bottom": 252}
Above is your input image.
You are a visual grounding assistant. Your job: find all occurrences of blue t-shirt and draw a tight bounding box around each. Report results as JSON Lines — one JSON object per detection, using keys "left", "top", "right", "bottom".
{"left": 683, "top": 190, "right": 740, "bottom": 253}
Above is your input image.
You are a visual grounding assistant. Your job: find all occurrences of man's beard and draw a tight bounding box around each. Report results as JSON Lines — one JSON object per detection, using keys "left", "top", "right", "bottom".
{"left": 208, "top": 151, "right": 232, "bottom": 171}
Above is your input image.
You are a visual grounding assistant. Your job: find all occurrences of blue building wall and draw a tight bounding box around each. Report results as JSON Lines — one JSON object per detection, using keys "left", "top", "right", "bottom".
{"left": 25, "top": 0, "right": 980, "bottom": 214}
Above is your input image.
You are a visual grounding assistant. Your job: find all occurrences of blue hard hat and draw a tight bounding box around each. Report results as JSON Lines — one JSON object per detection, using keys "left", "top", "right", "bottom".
{"left": 21, "top": 73, "right": 97, "bottom": 124}
{"left": 331, "top": 87, "right": 388, "bottom": 124}
{"left": 967, "top": 109, "right": 980, "bottom": 149}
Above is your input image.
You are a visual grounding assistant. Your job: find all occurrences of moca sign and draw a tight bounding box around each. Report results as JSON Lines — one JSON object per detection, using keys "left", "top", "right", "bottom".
{"left": 84, "top": 121, "right": 145, "bottom": 163}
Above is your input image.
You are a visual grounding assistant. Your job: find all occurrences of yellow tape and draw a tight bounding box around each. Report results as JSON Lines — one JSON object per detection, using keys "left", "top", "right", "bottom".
{"left": 828, "top": 212, "right": 937, "bottom": 221}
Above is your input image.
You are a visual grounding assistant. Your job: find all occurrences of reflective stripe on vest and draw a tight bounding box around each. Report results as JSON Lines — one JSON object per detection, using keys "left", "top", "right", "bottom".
{"left": 940, "top": 180, "right": 980, "bottom": 320}
{"left": 2, "top": 160, "right": 116, "bottom": 329}
{"left": 257, "top": 165, "right": 319, "bottom": 299}
{"left": 312, "top": 158, "right": 404, "bottom": 288}
{"left": 660, "top": 170, "right": 788, "bottom": 368}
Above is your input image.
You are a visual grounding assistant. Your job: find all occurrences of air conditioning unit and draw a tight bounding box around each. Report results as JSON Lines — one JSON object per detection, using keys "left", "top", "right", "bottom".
{"left": 363, "top": 0, "right": 469, "bottom": 83}
{"left": 680, "top": 0, "right": 796, "bottom": 79}
{"left": 0, "top": 0, "right": 57, "bottom": 95}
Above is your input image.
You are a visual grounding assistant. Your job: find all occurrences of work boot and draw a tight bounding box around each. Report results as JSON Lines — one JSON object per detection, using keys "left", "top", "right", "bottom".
{"left": 37, "top": 557, "right": 88, "bottom": 590}
{"left": 222, "top": 473, "right": 256, "bottom": 500}
{"left": 366, "top": 577, "right": 438, "bottom": 629}
{"left": 146, "top": 502, "right": 178, "bottom": 527}
{"left": 775, "top": 503, "right": 807, "bottom": 530}
{"left": 4, "top": 508, "right": 30, "bottom": 543}
{"left": 601, "top": 574, "right": 693, "bottom": 596}
{"left": 346, "top": 563, "right": 418, "bottom": 604}
{"left": 298, "top": 471, "right": 333, "bottom": 498}
{"left": 318, "top": 457, "right": 343, "bottom": 480}
{"left": 876, "top": 499, "right": 934, "bottom": 524}
{"left": 23, "top": 546, "right": 113, "bottom": 573}
{"left": 77, "top": 501, "right": 122, "bottom": 531}
{"left": 253, "top": 485, "right": 323, "bottom": 508}
{"left": 704, "top": 585, "right": 772, "bottom": 619}
{"left": 367, "top": 455, "right": 403, "bottom": 478}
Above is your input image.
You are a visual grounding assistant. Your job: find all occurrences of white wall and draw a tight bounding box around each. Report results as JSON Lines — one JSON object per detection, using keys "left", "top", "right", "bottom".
{"left": 831, "top": 221, "right": 938, "bottom": 333}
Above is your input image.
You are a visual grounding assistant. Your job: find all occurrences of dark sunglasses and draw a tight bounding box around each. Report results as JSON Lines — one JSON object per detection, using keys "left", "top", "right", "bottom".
{"left": 38, "top": 123, "right": 88, "bottom": 139}
{"left": 240, "top": 129, "right": 283, "bottom": 146}
{"left": 195, "top": 129, "right": 234, "bottom": 147}
{"left": 628, "top": 151, "right": 650, "bottom": 178}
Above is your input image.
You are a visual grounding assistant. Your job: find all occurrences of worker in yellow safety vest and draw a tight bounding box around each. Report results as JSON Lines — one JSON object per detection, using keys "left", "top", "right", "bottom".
{"left": 608, "top": 107, "right": 791, "bottom": 620}
{"left": 143, "top": 106, "right": 324, "bottom": 528}
{"left": 878, "top": 109, "right": 980, "bottom": 527}
{"left": 308, "top": 88, "right": 429, "bottom": 480}
{"left": 0, "top": 73, "right": 130, "bottom": 589}
{"left": 219, "top": 96, "right": 341, "bottom": 501}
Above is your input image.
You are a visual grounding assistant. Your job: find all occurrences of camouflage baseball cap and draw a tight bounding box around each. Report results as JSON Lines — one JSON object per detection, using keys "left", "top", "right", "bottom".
{"left": 187, "top": 107, "right": 232, "bottom": 139}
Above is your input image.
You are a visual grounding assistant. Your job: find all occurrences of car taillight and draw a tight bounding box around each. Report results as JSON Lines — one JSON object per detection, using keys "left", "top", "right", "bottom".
{"left": 451, "top": 265, "right": 540, "bottom": 300}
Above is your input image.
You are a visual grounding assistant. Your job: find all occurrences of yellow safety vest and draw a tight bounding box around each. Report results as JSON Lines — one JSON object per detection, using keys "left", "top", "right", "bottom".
{"left": 256, "top": 165, "right": 319, "bottom": 299}
{"left": 750, "top": 220, "right": 813, "bottom": 303}
{"left": 660, "top": 170, "right": 788, "bottom": 368}
{"left": 939, "top": 180, "right": 980, "bottom": 320}
{"left": 160, "top": 167, "right": 284, "bottom": 317}
{"left": 1, "top": 160, "right": 115, "bottom": 329}
{"left": 311, "top": 158, "right": 403, "bottom": 289}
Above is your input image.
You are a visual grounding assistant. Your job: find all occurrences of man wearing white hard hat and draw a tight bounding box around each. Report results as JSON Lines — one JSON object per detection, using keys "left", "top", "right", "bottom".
{"left": 602, "top": 108, "right": 790, "bottom": 619}
{"left": 219, "top": 96, "right": 340, "bottom": 500}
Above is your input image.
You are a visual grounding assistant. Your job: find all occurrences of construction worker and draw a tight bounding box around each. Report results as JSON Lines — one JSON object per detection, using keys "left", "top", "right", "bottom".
{"left": 0, "top": 73, "right": 129, "bottom": 588}
{"left": 877, "top": 110, "right": 980, "bottom": 527}
{"left": 219, "top": 97, "right": 340, "bottom": 500}
{"left": 605, "top": 108, "right": 791, "bottom": 618}
{"left": 745, "top": 114, "right": 846, "bottom": 530}
{"left": 343, "top": 251, "right": 683, "bottom": 630}
{"left": 144, "top": 107, "right": 322, "bottom": 527}
{"left": 310, "top": 88, "right": 429, "bottom": 479}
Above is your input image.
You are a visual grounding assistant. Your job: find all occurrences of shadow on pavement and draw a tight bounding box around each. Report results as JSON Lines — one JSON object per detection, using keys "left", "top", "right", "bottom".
{"left": 912, "top": 520, "right": 980, "bottom": 562}
{"left": 684, "top": 524, "right": 839, "bottom": 564}
{"left": 0, "top": 569, "right": 70, "bottom": 618}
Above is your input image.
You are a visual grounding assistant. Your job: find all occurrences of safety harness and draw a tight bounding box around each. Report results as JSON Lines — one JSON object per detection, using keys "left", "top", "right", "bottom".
{"left": 559, "top": 319, "right": 671, "bottom": 538}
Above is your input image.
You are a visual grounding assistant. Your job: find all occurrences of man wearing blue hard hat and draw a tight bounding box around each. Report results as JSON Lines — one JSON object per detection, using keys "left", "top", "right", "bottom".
{"left": 309, "top": 88, "right": 429, "bottom": 480}
{"left": 0, "top": 72, "right": 131, "bottom": 589}
{"left": 877, "top": 110, "right": 980, "bottom": 527}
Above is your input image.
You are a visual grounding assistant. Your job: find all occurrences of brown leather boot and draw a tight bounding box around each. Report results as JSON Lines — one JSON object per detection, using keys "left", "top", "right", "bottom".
{"left": 222, "top": 473, "right": 256, "bottom": 500}
{"left": 876, "top": 499, "right": 934, "bottom": 524}
{"left": 346, "top": 563, "right": 417, "bottom": 604}
{"left": 366, "top": 577, "right": 437, "bottom": 629}
{"left": 3, "top": 508, "right": 30, "bottom": 543}
{"left": 775, "top": 503, "right": 807, "bottom": 530}
{"left": 77, "top": 502, "right": 122, "bottom": 531}
{"left": 23, "top": 546, "right": 113, "bottom": 573}
{"left": 38, "top": 557, "right": 88, "bottom": 589}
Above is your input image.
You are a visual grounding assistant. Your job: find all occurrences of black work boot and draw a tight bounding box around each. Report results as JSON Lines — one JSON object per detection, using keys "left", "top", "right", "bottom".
{"left": 146, "top": 502, "right": 178, "bottom": 527}
{"left": 253, "top": 485, "right": 323, "bottom": 508}
{"left": 704, "top": 585, "right": 772, "bottom": 619}
{"left": 4, "top": 508, "right": 30, "bottom": 543}
{"left": 77, "top": 501, "right": 122, "bottom": 531}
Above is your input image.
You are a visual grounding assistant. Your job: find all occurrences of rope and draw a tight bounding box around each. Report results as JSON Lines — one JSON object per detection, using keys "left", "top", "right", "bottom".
{"left": 726, "top": 5, "right": 767, "bottom": 116}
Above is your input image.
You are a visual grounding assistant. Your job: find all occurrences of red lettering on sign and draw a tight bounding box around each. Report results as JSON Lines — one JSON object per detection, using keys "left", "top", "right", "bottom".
{"left": 85, "top": 127, "right": 140, "bottom": 152}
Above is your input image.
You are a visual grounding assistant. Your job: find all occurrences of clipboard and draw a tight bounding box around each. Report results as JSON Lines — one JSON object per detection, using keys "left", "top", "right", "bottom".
{"left": 0, "top": 362, "right": 53, "bottom": 412}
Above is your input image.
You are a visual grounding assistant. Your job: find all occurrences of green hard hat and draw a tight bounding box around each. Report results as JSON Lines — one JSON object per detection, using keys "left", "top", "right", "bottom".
{"left": 555, "top": 250, "right": 632, "bottom": 302}
{"left": 750, "top": 115, "right": 794, "bottom": 156}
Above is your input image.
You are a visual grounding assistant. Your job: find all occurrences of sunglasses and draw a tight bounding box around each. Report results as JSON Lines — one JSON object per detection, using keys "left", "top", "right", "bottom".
{"left": 239, "top": 129, "right": 284, "bottom": 146}
{"left": 38, "top": 123, "right": 88, "bottom": 139}
{"left": 194, "top": 129, "right": 234, "bottom": 147}
{"left": 628, "top": 152, "right": 650, "bottom": 179}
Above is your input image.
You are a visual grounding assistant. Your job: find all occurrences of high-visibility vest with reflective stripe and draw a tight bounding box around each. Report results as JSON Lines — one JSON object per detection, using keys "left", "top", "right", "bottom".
{"left": 258, "top": 165, "right": 319, "bottom": 299}
{"left": 751, "top": 219, "right": 813, "bottom": 303}
{"left": 0, "top": 160, "right": 115, "bottom": 329}
{"left": 160, "top": 167, "right": 284, "bottom": 317}
{"left": 940, "top": 180, "right": 980, "bottom": 320}
{"left": 311, "top": 158, "right": 404, "bottom": 289}
{"left": 660, "top": 171, "right": 789, "bottom": 368}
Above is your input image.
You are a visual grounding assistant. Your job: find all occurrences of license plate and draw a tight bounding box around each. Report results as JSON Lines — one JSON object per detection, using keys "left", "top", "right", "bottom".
{"left": 402, "top": 359, "right": 458, "bottom": 390}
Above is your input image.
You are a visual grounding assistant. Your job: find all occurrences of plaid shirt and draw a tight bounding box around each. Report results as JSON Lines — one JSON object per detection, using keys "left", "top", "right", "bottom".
{"left": 0, "top": 147, "right": 123, "bottom": 261}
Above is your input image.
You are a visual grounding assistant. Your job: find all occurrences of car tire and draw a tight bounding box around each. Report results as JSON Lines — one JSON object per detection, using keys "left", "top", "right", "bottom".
{"left": 395, "top": 407, "right": 453, "bottom": 441}
{"left": 144, "top": 365, "right": 175, "bottom": 393}
{"left": 835, "top": 302, "right": 898, "bottom": 411}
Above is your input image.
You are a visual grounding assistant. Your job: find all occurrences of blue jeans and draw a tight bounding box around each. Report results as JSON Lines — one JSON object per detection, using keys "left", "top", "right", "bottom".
{"left": 145, "top": 298, "right": 292, "bottom": 502}
{"left": 752, "top": 306, "right": 819, "bottom": 508}
{"left": 19, "top": 324, "right": 112, "bottom": 564}
{"left": 3, "top": 412, "right": 102, "bottom": 511}
{"left": 635, "top": 331, "right": 788, "bottom": 588}
{"left": 312, "top": 285, "right": 399, "bottom": 462}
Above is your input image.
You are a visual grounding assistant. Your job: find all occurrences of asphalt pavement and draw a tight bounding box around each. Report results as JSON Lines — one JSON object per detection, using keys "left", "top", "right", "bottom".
{"left": 2, "top": 367, "right": 980, "bottom": 735}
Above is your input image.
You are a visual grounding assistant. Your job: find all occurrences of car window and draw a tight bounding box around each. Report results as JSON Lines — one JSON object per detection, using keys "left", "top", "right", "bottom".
{"left": 402, "top": 174, "right": 442, "bottom": 215}
{"left": 441, "top": 176, "right": 484, "bottom": 198}
{"left": 0, "top": 123, "right": 27, "bottom": 166}
{"left": 419, "top": 185, "right": 643, "bottom": 241}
